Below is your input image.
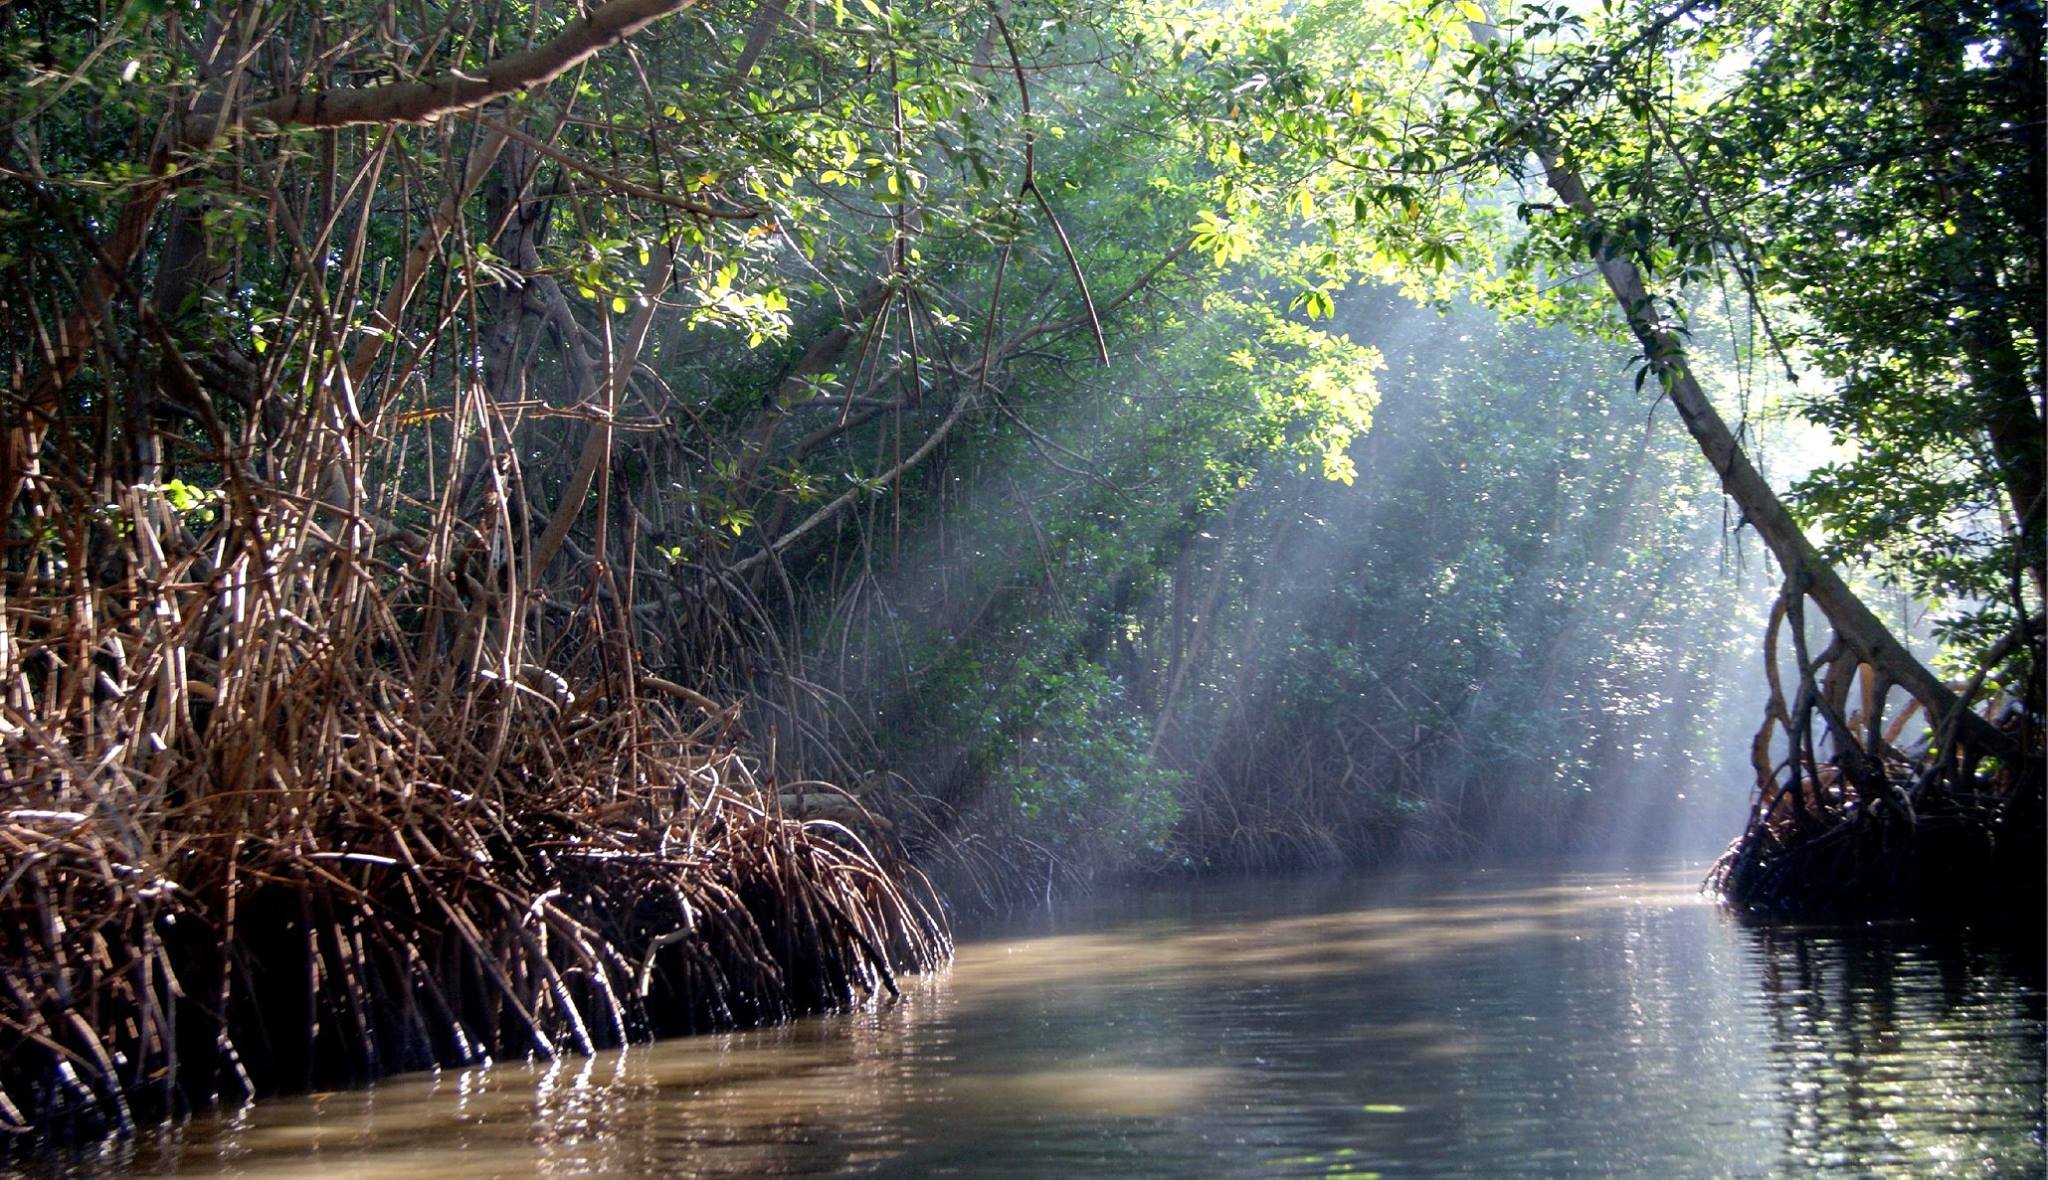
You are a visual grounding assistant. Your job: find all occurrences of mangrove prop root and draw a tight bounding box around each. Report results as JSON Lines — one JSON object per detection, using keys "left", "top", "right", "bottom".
{"left": 0, "top": 488, "right": 949, "bottom": 1146}
{"left": 0, "top": 711, "right": 948, "bottom": 1143}
{"left": 1707, "top": 586, "right": 2043, "bottom": 919}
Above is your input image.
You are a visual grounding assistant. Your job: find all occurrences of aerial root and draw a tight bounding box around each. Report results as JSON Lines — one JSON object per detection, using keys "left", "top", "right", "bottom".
{"left": 1706, "top": 587, "right": 2043, "bottom": 919}
{"left": 0, "top": 627, "right": 947, "bottom": 1146}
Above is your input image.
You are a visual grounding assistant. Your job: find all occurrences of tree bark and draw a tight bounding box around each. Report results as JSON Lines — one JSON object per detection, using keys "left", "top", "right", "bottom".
{"left": 1464, "top": 16, "right": 2014, "bottom": 759}
{"left": 1529, "top": 157, "right": 2015, "bottom": 759}
{"left": 733, "top": 279, "right": 893, "bottom": 487}
{"left": 228, "top": 0, "right": 699, "bottom": 137}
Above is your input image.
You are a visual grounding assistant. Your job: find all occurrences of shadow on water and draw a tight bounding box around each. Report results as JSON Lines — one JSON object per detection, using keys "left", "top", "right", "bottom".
{"left": 17, "top": 863, "right": 2045, "bottom": 1178}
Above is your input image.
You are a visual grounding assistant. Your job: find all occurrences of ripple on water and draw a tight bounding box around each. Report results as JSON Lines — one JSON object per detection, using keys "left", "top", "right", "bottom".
{"left": 15, "top": 863, "right": 2045, "bottom": 1179}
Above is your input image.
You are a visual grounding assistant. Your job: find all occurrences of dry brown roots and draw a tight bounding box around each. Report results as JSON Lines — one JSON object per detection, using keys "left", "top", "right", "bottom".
{"left": 0, "top": 488, "right": 947, "bottom": 1145}
{"left": 0, "top": 688, "right": 947, "bottom": 1145}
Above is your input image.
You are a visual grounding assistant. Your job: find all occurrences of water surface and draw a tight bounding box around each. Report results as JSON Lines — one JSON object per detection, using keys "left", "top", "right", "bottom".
{"left": 31, "top": 864, "right": 2047, "bottom": 1177}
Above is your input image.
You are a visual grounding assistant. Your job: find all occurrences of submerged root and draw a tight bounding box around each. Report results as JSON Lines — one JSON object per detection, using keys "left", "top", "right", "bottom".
{"left": 0, "top": 689, "right": 948, "bottom": 1143}
{"left": 1707, "top": 758, "right": 2044, "bottom": 919}
{"left": 1707, "top": 578, "right": 2043, "bottom": 921}
{"left": 0, "top": 486, "right": 948, "bottom": 1144}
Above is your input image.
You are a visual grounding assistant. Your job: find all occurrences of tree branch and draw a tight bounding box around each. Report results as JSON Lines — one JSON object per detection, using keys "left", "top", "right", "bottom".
{"left": 223, "top": 0, "right": 700, "bottom": 140}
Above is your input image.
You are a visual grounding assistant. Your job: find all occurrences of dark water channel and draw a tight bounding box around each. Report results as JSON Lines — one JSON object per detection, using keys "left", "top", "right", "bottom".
{"left": 27, "top": 863, "right": 2048, "bottom": 1177}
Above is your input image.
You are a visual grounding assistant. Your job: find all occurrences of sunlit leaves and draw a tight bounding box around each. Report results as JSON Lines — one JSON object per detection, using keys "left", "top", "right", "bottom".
{"left": 1290, "top": 287, "right": 1337, "bottom": 320}
{"left": 1191, "top": 209, "right": 1259, "bottom": 266}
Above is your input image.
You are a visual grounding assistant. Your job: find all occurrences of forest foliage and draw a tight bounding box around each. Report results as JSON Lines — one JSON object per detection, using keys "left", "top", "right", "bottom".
{"left": 2, "top": 0, "right": 2038, "bottom": 887}
{"left": 0, "top": 0, "right": 2039, "bottom": 1136}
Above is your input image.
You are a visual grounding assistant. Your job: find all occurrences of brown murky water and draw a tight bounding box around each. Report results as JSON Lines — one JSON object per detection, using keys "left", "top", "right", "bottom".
{"left": 17, "top": 864, "right": 2046, "bottom": 1177}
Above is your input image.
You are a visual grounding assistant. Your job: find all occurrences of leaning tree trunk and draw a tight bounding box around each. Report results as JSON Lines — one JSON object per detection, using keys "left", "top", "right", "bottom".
{"left": 1535, "top": 156, "right": 2011, "bottom": 763}
{"left": 1469, "top": 18, "right": 2037, "bottom": 915}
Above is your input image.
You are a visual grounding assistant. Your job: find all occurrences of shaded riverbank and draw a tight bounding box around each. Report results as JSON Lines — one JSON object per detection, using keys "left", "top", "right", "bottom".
{"left": 19, "top": 862, "right": 2043, "bottom": 1177}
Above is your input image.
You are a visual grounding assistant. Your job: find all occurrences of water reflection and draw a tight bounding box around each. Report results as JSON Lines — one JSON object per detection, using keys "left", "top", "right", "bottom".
{"left": 1746, "top": 923, "right": 2045, "bottom": 1175}
{"left": 19, "top": 865, "right": 2044, "bottom": 1178}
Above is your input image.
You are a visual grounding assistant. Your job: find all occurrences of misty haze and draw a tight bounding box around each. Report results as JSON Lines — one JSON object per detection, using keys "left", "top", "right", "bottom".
{"left": 1, "top": 0, "right": 2040, "bottom": 1174}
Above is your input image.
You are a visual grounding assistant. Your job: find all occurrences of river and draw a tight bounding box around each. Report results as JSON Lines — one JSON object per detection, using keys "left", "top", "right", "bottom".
{"left": 25, "top": 862, "right": 2046, "bottom": 1177}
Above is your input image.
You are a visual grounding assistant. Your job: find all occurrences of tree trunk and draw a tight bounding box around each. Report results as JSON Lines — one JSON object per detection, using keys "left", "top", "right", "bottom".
{"left": 1469, "top": 15, "right": 2016, "bottom": 759}
{"left": 1549, "top": 156, "right": 2013, "bottom": 758}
